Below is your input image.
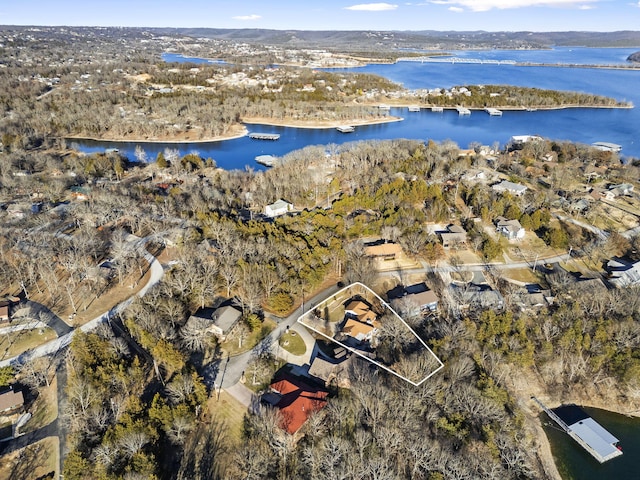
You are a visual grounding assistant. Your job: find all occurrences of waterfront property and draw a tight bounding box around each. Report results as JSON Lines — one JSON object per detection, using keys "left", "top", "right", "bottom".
{"left": 534, "top": 399, "right": 623, "bottom": 464}
{"left": 255, "top": 154, "right": 276, "bottom": 167}
{"left": 592, "top": 141, "right": 622, "bottom": 152}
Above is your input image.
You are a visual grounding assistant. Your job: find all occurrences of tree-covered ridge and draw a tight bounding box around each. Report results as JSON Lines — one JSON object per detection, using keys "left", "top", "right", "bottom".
{"left": 628, "top": 51, "right": 640, "bottom": 63}
{"left": 415, "top": 84, "right": 630, "bottom": 109}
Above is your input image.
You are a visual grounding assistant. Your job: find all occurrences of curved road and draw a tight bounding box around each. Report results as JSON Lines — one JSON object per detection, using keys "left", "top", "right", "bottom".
{"left": 0, "top": 237, "right": 164, "bottom": 368}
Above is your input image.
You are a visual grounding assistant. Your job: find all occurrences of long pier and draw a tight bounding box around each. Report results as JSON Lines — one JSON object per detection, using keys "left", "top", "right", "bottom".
{"left": 397, "top": 56, "right": 516, "bottom": 65}
{"left": 533, "top": 397, "right": 623, "bottom": 464}
{"left": 249, "top": 132, "right": 280, "bottom": 140}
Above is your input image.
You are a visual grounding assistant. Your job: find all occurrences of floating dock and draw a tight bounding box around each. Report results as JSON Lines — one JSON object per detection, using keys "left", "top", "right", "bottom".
{"left": 408, "top": 105, "right": 421, "bottom": 112}
{"left": 255, "top": 155, "right": 276, "bottom": 167}
{"left": 485, "top": 107, "right": 503, "bottom": 116}
{"left": 336, "top": 125, "right": 355, "bottom": 133}
{"left": 249, "top": 132, "right": 280, "bottom": 140}
{"left": 431, "top": 106, "right": 444, "bottom": 113}
{"left": 456, "top": 107, "right": 471, "bottom": 115}
{"left": 592, "top": 142, "right": 622, "bottom": 153}
{"left": 378, "top": 104, "right": 391, "bottom": 111}
{"left": 533, "top": 398, "right": 623, "bottom": 464}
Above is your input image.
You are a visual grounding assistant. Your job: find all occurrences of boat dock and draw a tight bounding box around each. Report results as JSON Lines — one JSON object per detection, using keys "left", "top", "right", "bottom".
{"left": 249, "top": 132, "right": 280, "bottom": 140}
{"left": 456, "top": 107, "right": 471, "bottom": 115}
{"left": 408, "top": 105, "right": 421, "bottom": 112}
{"left": 431, "top": 106, "right": 444, "bottom": 113}
{"left": 336, "top": 125, "right": 355, "bottom": 133}
{"left": 592, "top": 142, "right": 622, "bottom": 153}
{"left": 255, "top": 155, "right": 276, "bottom": 167}
{"left": 485, "top": 107, "right": 503, "bottom": 116}
{"left": 533, "top": 397, "right": 623, "bottom": 464}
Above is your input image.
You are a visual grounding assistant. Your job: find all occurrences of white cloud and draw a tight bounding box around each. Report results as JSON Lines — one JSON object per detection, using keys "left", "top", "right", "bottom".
{"left": 344, "top": 3, "right": 399, "bottom": 11}
{"left": 578, "top": 4, "right": 594, "bottom": 8}
{"left": 448, "top": 6, "right": 464, "bottom": 11}
{"left": 232, "top": 14, "right": 261, "bottom": 20}
{"left": 431, "top": 0, "right": 599, "bottom": 12}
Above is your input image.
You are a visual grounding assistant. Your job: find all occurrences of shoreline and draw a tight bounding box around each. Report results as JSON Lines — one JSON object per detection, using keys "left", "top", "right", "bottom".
{"left": 242, "top": 115, "right": 404, "bottom": 129}
{"left": 63, "top": 100, "right": 630, "bottom": 147}
{"left": 65, "top": 116, "right": 405, "bottom": 145}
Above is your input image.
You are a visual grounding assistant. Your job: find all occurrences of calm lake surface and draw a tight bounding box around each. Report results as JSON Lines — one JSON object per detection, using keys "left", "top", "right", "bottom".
{"left": 71, "top": 47, "right": 640, "bottom": 169}
{"left": 542, "top": 407, "right": 640, "bottom": 480}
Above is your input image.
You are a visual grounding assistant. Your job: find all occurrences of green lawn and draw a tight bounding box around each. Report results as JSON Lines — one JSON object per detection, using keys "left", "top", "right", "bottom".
{"left": 279, "top": 331, "right": 306, "bottom": 356}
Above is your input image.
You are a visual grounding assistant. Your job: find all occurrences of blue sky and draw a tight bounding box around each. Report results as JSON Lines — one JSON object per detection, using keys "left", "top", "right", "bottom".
{"left": 1, "top": 0, "right": 639, "bottom": 31}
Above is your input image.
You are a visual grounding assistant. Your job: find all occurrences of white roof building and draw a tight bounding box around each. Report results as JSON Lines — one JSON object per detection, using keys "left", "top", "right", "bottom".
{"left": 492, "top": 180, "right": 528, "bottom": 196}
{"left": 264, "top": 199, "right": 293, "bottom": 218}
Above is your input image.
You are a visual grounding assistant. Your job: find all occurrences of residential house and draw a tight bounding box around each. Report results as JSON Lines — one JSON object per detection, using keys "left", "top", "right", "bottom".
{"left": 0, "top": 388, "right": 24, "bottom": 414}
{"left": 606, "top": 257, "right": 640, "bottom": 287}
{"left": 608, "top": 183, "right": 634, "bottom": 197}
{"left": 449, "top": 283, "right": 505, "bottom": 311}
{"left": 589, "top": 188, "right": 615, "bottom": 201}
{"left": 439, "top": 224, "right": 467, "bottom": 249}
{"left": 364, "top": 242, "right": 402, "bottom": 260}
{"left": 492, "top": 180, "right": 528, "bottom": 197}
{"left": 342, "top": 300, "right": 380, "bottom": 342}
{"left": 389, "top": 282, "right": 439, "bottom": 313}
{"left": 308, "top": 356, "right": 351, "bottom": 388}
{"left": 186, "top": 304, "right": 242, "bottom": 341}
{"left": 403, "top": 283, "right": 439, "bottom": 312}
{"left": 0, "top": 301, "right": 10, "bottom": 323}
{"left": 495, "top": 217, "right": 525, "bottom": 240}
{"left": 264, "top": 199, "right": 293, "bottom": 217}
{"left": 266, "top": 375, "right": 328, "bottom": 434}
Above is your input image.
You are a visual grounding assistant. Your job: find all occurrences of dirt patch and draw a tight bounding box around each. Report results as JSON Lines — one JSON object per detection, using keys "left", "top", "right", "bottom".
{"left": 0, "top": 436, "right": 59, "bottom": 480}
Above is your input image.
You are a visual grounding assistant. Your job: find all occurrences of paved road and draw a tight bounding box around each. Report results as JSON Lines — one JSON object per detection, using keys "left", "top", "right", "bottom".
{"left": 214, "top": 284, "right": 341, "bottom": 389}
{"left": 217, "top": 254, "right": 575, "bottom": 404}
{"left": 0, "top": 238, "right": 164, "bottom": 368}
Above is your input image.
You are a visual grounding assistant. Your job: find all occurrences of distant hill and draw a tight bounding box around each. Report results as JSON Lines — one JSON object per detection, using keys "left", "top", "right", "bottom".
{"left": 628, "top": 51, "right": 640, "bottom": 62}
{"left": 153, "top": 28, "right": 640, "bottom": 51}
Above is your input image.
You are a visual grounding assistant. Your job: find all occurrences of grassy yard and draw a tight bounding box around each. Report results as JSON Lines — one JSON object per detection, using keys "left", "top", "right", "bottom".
{"left": 23, "top": 376, "right": 58, "bottom": 433}
{"left": 220, "top": 318, "right": 276, "bottom": 357}
{"left": 0, "top": 327, "right": 56, "bottom": 361}
{"left": 207, "top": 391, "right": 247, "bottom": 444}
{"left": 0, "top": 436, "right": 58, "bottom": 480}
{"left": 503, "top": 268, "right": 546, "bottom": 285}
{"left": 279, "top": 331, "right": 306, "bottom": 356}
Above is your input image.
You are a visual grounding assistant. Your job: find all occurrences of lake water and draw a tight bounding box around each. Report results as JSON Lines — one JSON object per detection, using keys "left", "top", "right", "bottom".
{"left": 71, "top": 47, "right": 640, "bottom": 169}
{"left": 542, "top": 407, "right": 640, "bottom": 480}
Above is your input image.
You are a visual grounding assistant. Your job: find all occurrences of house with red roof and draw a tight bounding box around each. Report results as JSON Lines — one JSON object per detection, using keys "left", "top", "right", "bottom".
{"left": 267, "top": 375, "right": 328, "bottom": 434}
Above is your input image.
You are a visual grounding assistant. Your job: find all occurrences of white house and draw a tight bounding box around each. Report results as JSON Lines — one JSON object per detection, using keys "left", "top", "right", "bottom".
{"left": 607, "top": 258, "right": 640, "bottom": 287}
{"left": 264, "top": 199, "right": 293, "bottom": 218}
{"left": 492, "top": 181, "right": 528, "bottom": 197}
{"left": 496, "top": 218, "right": 525, "bottom": 240}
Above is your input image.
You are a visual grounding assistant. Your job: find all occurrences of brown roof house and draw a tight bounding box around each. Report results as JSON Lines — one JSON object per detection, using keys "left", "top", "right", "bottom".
{"left": 308, "top": 356, "right": 352, "bottom": 388}
{"left": 0, "top": 388, "right": 24, "bottom": 415}
{"left": 342, "top": 300, "right": 380, "bottom": 342}
{"left": 439, "top": 224, "right": 467, "bottom": 249}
